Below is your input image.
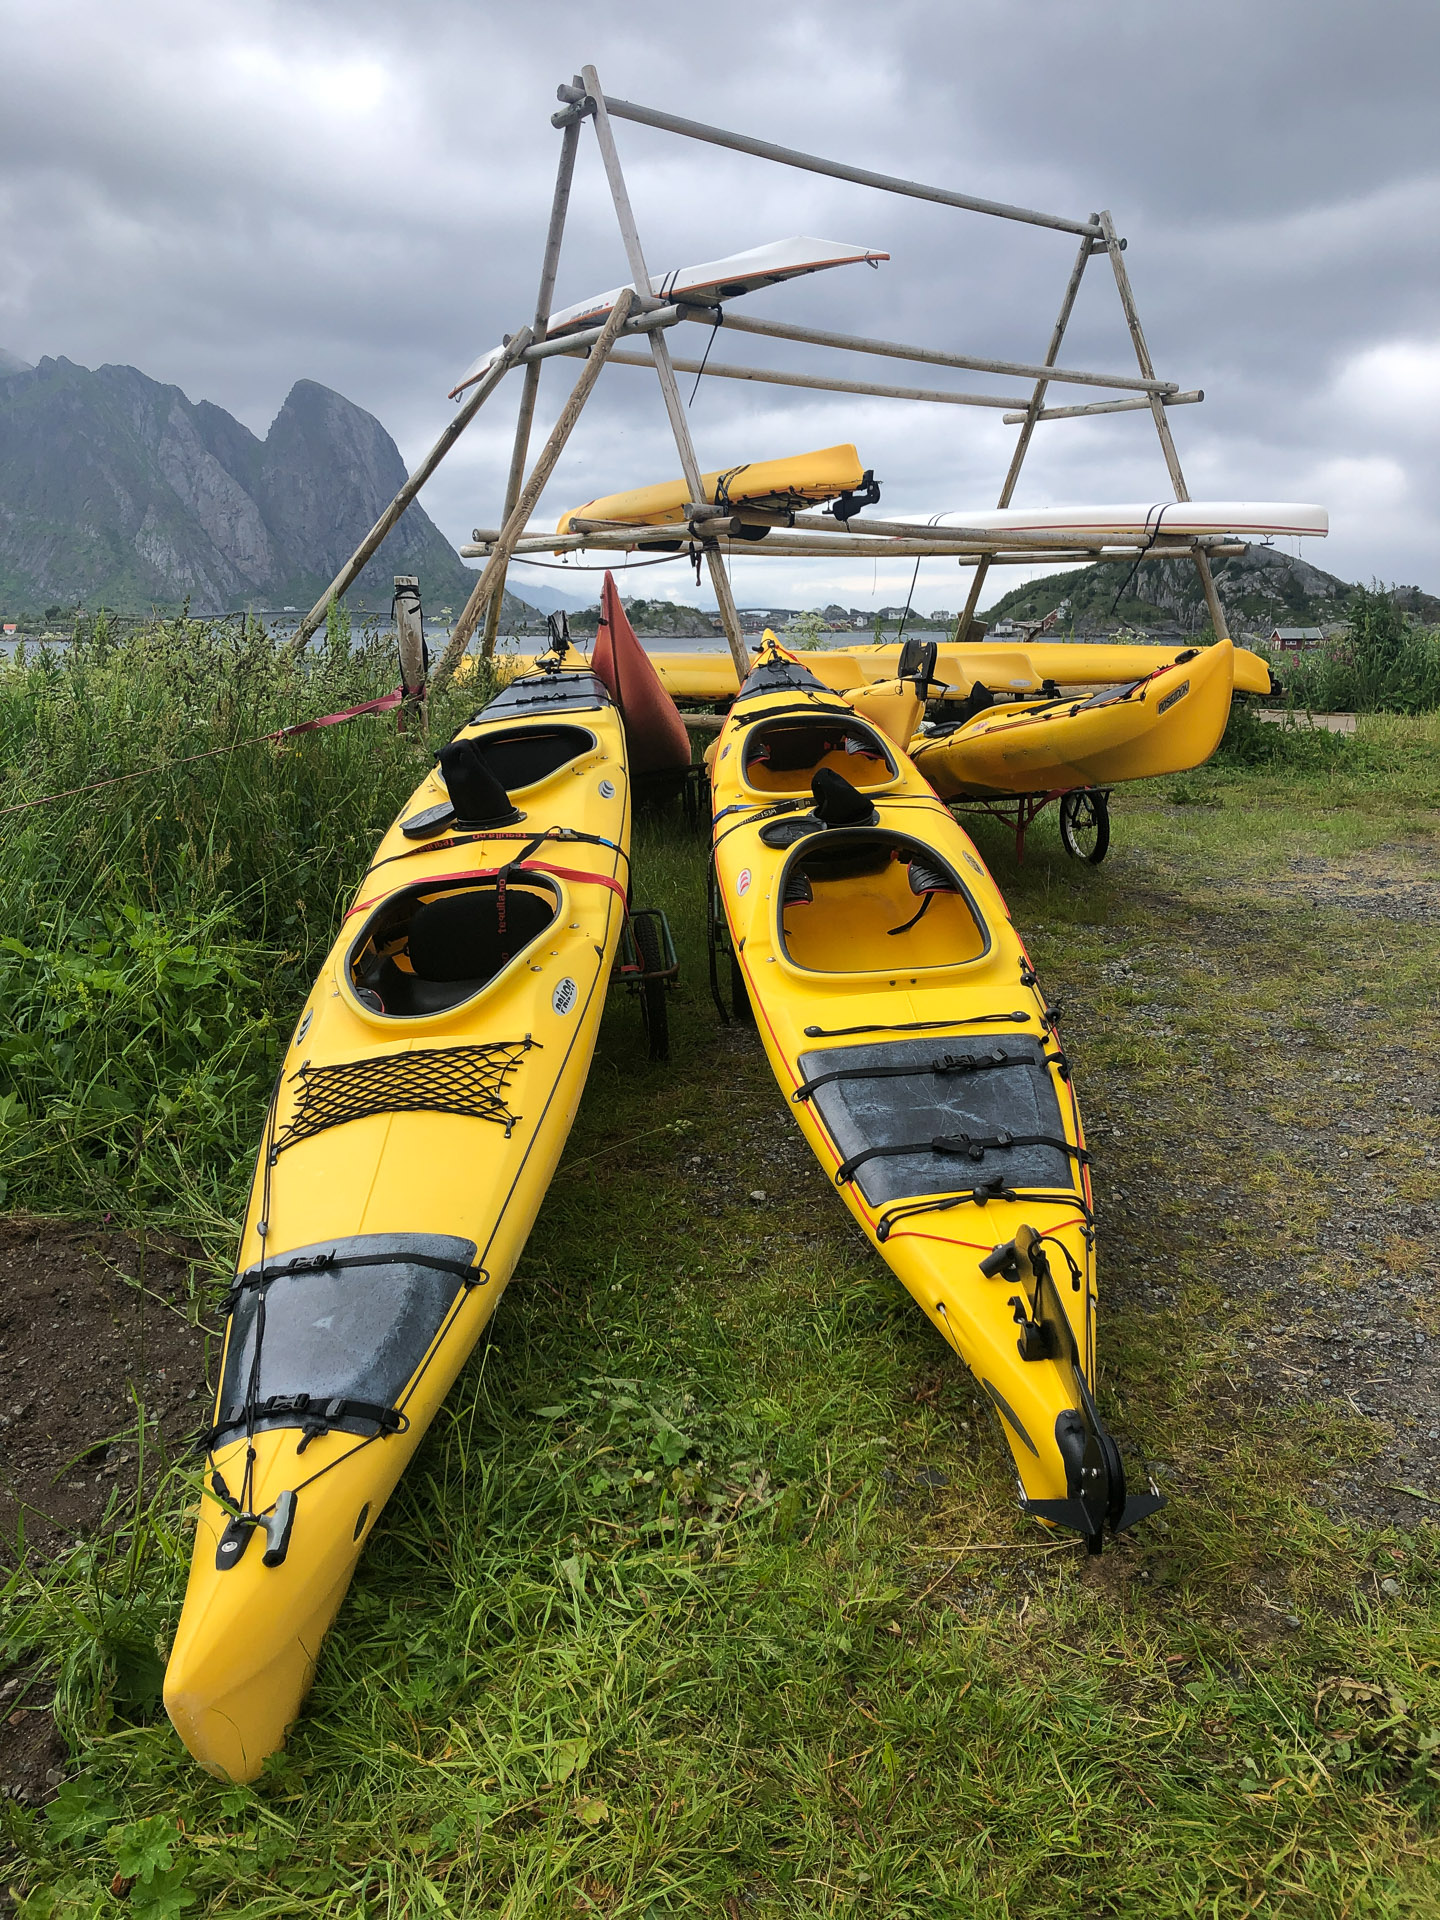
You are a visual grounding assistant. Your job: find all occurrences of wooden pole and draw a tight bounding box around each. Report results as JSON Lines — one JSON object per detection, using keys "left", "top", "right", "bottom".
{"left": 955, "top": 229, "right": 1094, "bottom": 644}
{"left": 711, "top": 309, "right": 1177, "bottom": 395}
{"left": 555, "top": 84, "right": 1101, "bottom": 239}
{"left": 1098, "top": 210, "right": 1230, "bottom": 641}
{"left": 481, "top": 99, "right": 584, "bottom": 660}
{"left": 1001, "top": 389, "right": 1203, "bottom": 425}
{"left": 393, "top": 575, "right": 427, "bottom": 738}
{"left": 580, "top": 62, "right": 749, "bottom": 680}
{"left": 589, "top": 347, "right": 1035, "bottom": 411}
{"left": 428, "top": 288, "right": 637, "bottom": 696}
{"left": 285, "top": 330, "right": 530, "bottom": 655}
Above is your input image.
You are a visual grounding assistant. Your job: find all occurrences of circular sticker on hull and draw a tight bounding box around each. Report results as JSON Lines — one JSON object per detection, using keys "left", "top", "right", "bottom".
{"left": 552, "top": 976, "right": 578, "bottom": 1015}
{"left": 598, "top": 779, "right": 616, "bottom": 799}
{"left": 736, "top": 868, "right": 753, "bottom": 896}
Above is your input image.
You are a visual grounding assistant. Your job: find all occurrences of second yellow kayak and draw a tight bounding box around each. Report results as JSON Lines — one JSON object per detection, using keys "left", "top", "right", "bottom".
{"left": 911, "top": 640, "right": 1235, "bottom": 799}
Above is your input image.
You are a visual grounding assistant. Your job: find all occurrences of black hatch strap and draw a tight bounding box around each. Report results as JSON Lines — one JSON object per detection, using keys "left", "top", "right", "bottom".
{"left": 202, "top": 1393, "right": 409, "bottom": 1454}
{"left": 802, "top": 1011, "right": 1030, "bottom": 1038}
{"left": 836, "top": 1130, "right": 1088, "bottom": 1187}
{"left": 874, "top": 1186, "right": 1093, "bottom": 1243}
{"left": 223, "top": 1247, "right": 482, "bottom": 1316}
{"left": 793, "top": 1045, "right": 1034, "bottom": 1105}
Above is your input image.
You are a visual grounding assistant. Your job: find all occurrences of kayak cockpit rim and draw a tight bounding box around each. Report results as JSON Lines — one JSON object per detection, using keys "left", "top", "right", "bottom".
{"left": 344, "top": 872, "right": 566, "bottom": 1022}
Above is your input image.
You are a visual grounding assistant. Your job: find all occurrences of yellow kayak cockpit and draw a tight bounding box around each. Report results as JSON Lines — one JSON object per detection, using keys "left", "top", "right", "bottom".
{"left": 741, "top": 712, "right": 899, "bottom": 797}
{"left": 776, "top": 830, "right": 990, "bottom": 976}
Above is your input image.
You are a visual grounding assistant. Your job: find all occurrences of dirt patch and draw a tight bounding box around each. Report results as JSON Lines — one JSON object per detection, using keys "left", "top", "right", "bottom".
{"left": 1051, "top": 849, "right": 1440, "bottom": 1533}
{"left": 0, "top": 1219, "right": 218, "bottom": 1563}
{"left": 1270, "top": 842, "right": 1440, "bottom": 925}
{"left": 0, "top": 1219, "right": 219, "bottom": 1805}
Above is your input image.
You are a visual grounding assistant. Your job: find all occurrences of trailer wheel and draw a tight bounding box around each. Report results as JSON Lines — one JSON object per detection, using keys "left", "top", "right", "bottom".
{"left": 633, "top": 913, "right": 670, "bottom": 1063}
{"left": 1059, "top": 789, "right": 1111, "bottom": 864}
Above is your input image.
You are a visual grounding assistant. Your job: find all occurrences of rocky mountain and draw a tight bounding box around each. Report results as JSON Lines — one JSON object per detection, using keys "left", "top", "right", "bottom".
{"left": 0, "top": 352, "right": 512, "bottom": 621}
{"left": 983, "top": 542, "right": 1440, "bottom": 638}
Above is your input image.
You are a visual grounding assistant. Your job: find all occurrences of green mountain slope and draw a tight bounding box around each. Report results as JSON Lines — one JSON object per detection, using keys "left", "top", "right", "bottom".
{"left": 982, "top": 542, "right": 1440, "bottom": 636}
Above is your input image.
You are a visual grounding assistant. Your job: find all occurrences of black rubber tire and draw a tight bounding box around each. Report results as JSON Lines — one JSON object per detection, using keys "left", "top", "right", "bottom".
{"left": 729, "top": 950, "right": 754, "bottom": 1025}
{"left": 633, "top": 915, "right": 670, "bottom": 1063}
{"left": 1059, "top": 789, "right": 1111, "bottom": 864}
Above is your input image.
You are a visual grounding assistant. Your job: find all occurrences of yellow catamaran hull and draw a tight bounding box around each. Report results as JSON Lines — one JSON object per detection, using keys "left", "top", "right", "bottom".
{"left": 499, "top": 639, "right": 1272, "bottom": 703}
{"left": 911, "top": 639, "right": 1235, "bottom": 799}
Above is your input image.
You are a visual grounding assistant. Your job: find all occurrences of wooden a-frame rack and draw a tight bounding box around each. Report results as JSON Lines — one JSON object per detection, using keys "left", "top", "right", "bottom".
{"left": 289, "top": 64, "right": 1232, "bottom": 693}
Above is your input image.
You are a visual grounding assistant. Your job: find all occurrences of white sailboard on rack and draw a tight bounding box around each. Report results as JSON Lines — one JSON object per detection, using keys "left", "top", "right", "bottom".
{"left": 449, "top": 236, "right": 889, "bottom": 397}
{"left": 903, "top": 501, "right": 1329, "bottom": 541}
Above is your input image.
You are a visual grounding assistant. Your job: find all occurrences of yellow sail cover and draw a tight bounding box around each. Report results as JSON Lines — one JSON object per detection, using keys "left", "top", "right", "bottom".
{"left": 557, "top": 444, "right": 865, "bottom": 533}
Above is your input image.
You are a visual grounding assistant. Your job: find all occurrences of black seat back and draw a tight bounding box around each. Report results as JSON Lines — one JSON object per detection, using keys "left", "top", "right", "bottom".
{"left": 408, "top": 887, "right": 555, "bottom": 982}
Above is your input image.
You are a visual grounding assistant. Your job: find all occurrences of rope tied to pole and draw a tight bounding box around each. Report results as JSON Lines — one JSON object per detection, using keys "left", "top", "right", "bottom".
{"left": 2, "top": 687, "right": 403, "bottom": 820}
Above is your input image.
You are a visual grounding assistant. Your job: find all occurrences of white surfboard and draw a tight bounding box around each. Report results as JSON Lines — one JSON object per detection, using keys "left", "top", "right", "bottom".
{"left": 450, "top": 236, "right": 889, "bottom": 397}
{"left": 904, "top": 501, "right": 1328, "bottom": 540}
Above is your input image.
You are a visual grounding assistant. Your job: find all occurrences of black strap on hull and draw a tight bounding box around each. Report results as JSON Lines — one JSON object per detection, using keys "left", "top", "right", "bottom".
{"left": 793, "top": 1045, "right": 1036, "bottom": 1105}
{"left": 201, "top": 1393, "right": 407, "bottom": 1453}
{"left": 224, "top": 1247, "right": 482, "bottom": 1315}
{"left": 835, "top": 1130, "right": 1088, "bottom": 1187}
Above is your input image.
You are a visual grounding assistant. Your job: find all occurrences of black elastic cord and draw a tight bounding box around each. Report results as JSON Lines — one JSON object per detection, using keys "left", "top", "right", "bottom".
{"left": 874, "top": 1186, "right": 1093, "bottom": 1243}
{"left": 1107, "top": 502, "right": 1172, "bottom": 617}
{"left": 886, "top": 892, "right": 934, "bottom": 936}
{"left": 802, "top": 1012, "right": 1030, "bottom": 1038}
{"left": 365, "top": 825, "right": 628, "bottom": 883}
{"left": 792, "top": 1046, "right": 1035, "bottom": 1104}
{"left": 836, "top": 1131, "right": 1088, "bottom": 1187}
{"left": 687, "top": 320, "right": 722, "bottom": 405}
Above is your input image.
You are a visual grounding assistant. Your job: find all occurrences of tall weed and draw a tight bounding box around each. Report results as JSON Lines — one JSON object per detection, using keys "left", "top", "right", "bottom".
{"left": 0, "top": 615, "right": 492, "bottom": 1228}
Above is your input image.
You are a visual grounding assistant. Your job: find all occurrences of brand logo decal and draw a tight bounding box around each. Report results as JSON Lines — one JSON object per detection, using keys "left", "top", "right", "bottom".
{"left": 552, "top": 977, "right": 578, "bottom": 1015}
{"left": 1156, "top": 679, "right": 1190, "bottom": 715}
{"left": 736, "top": 868, "right": 753, "bottom": 896}
{"left": 598, "top": 779, "right": 616, "bottom": 798}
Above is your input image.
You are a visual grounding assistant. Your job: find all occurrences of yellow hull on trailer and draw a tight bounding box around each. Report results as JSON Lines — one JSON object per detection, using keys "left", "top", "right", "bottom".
{"left": 556, "top": 443, "right": 865, "bottom": 535}
{"left": 708, "top": 639, "right": 1161, "bottom": 1544}
{"left": 164, "top": 663, "right": 631, "bottom": 1781}
{"left": 911, "top": 639, "right": 1235, "bottom": 800}
{"left": 500, "top": 639, "right": 1272, "bottom": 703}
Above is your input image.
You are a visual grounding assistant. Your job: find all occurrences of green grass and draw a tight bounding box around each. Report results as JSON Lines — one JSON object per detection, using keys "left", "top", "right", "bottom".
{"left": 4, "top": 642, "right": 1440, "bottom": 1916}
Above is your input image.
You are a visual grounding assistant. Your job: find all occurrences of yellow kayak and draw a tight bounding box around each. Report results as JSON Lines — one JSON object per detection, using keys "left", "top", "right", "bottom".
{"left": 911, "top": 639, "right": 1235, "bottom": 799}
{"left": 708, "top": 637, "right": 1161, "bottom": 1546}
{"left": 575, "top": 638, "right": 1273, "bottom": 702}
{"left": 165, "top": 662, "right": 631, "bottom": 1780}
{"left": 557, "top": 443, "right": 865, "bottom": 535}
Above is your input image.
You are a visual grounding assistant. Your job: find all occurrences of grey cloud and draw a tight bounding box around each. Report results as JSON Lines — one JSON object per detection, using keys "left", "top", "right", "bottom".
{"left": 1, "top": 0, "right": 1437, "bottom": 604}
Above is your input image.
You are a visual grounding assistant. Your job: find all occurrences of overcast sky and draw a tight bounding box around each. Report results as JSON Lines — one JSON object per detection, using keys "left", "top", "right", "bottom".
{"left": 3, "top": 0, "right": 1438, "bottom": 612}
